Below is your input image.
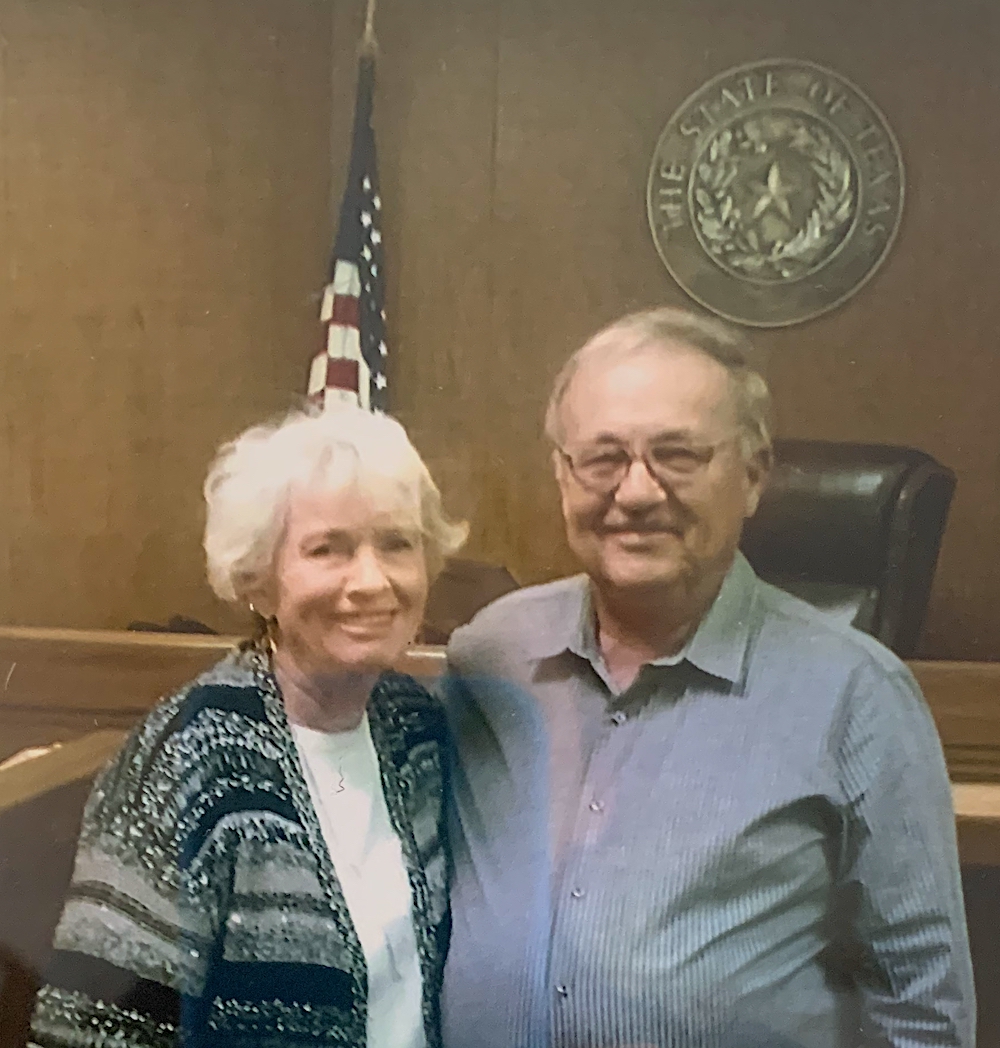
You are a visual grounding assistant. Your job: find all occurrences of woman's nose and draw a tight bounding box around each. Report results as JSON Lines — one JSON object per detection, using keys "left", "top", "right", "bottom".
{"left": 344, "top": 544, "right": 391, "bottom": 593}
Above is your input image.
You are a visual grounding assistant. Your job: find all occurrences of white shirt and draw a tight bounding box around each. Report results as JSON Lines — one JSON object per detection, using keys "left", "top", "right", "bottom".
{"left": 292, "top": 715, "right": 426, "bottom": 1048}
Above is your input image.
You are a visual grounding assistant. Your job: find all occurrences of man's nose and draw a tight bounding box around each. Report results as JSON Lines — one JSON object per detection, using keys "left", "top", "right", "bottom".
{"left": 344, "top": 545, "right": 392, "bottom": 594}
{"left": 614, "top": 456, "right": 668, "bottom": 508}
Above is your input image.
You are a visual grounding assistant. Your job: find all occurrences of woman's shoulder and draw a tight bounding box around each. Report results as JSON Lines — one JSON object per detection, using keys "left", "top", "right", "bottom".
{"left": 369, "top": 670, "right": 447, "bottom": 746}
{"left": 101, "top": 647, "right": 277, "bottom": 801}
{"left": 84, "top": 648, "right": 287, "bottom": 838}
{"left": 136, "top": 646, "right": 271, "bottom": 743}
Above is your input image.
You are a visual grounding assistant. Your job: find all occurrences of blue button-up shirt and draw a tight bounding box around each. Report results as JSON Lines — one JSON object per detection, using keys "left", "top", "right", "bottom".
{"left": 441, "top": 554, "right": 974, "bottom": 1048}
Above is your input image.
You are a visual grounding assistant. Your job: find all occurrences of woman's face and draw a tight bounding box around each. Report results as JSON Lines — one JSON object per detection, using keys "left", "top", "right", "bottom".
{"left": 265, "top": 482, "right": 429, "bottom": 676}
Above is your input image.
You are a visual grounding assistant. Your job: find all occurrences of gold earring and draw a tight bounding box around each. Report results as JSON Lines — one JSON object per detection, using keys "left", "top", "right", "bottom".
{"left": 247, "top": 603, "right": 275, "bottom": 655}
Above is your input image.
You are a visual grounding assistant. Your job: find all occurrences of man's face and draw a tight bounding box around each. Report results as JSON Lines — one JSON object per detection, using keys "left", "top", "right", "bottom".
{"left": 553, "top": 343, "right": 767, "bottom": 598}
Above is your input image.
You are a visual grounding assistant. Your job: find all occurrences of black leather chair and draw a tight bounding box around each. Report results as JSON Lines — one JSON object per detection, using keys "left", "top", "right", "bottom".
{"left": 421, "top": 558, "right": 520, "bottom": 644}
{"left": 740, "top": 439, "right": 957, "bottom": 658}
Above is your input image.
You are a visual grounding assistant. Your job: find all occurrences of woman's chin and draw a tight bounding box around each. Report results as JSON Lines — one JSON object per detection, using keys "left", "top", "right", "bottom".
{"left": 318, "top": 635, "right": 410, "bottom": 675}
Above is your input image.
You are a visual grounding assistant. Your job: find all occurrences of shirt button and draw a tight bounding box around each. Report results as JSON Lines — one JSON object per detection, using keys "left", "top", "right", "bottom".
{"left": 611, "top": 710, "right": 627, "bottom": 725}
{"left": 570, "top": 887, "right": 584, "bottom": 899}
{"left": 589, "top": 800, "right": 604, "bottom": 813}
{"left": 555, "top": 984, "right": 569, "bottom": 998}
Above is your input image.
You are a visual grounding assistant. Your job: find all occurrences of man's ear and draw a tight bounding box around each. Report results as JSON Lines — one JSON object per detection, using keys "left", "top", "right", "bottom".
{"left": 551, "top": 447, "right": 567, "bottom": 483}
{"left": 744, "top": 444, "right": 773, "bottom": 519}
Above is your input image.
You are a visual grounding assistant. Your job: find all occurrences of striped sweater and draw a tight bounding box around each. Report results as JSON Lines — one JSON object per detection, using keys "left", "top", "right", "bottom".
{"left": 30, "top": 648, "right": 450, "bottom": 1048}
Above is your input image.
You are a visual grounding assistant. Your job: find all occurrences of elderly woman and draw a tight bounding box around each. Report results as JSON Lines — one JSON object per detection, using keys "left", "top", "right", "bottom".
{"left": 30, "top": 406, "right": 466, "bottom": 1048}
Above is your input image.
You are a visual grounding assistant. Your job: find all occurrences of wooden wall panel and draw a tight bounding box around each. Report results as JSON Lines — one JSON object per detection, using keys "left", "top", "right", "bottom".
{"left": 361, "top": 0, "right": 1000, "bottom": 659}
{"left": 2, "top": 0, "right": 1000, "bottom": 659}
{"left": 367, "top": 0, "right": 502, "bottom": 539}
{"left": 0, "top": 0, "right": 333, "bottom": 634}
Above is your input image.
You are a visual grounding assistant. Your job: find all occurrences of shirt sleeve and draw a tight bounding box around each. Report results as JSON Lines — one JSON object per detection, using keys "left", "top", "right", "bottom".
{"left": 28, "top": 710, "right": 228, "bottom": 1048}
{"left": 835, "top": 659, "right": 976, "bottom": 1048}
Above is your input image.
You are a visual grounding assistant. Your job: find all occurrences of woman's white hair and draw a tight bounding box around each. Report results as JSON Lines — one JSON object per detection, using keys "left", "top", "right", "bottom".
{"left": 203, "top": 405, "right": 467, "bottom": 604}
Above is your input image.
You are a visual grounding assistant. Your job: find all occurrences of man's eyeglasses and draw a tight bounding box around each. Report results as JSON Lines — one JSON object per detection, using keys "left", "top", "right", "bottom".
{"left": 556, "top": 438, "right": 733, "bottom": 496}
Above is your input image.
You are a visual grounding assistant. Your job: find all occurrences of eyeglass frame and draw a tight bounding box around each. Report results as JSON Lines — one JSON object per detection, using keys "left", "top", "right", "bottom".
{"left": 554, "top": 434, "right": 742, "bottom": 496}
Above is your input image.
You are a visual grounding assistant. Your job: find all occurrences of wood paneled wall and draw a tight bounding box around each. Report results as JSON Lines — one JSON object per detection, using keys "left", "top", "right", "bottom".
{"left": 0, "top": 0, "right": 334, "bottom": 634}
{"left": 2, "top": 0, "right": 999, "bottom": 659}
{"left": 359, "top": 0, "right": 1000, "bottom": 661}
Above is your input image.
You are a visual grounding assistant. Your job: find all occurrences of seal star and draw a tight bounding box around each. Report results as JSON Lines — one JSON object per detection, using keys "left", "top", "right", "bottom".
{"left": 751, "top": 162, "right": 793, "bottom": 220}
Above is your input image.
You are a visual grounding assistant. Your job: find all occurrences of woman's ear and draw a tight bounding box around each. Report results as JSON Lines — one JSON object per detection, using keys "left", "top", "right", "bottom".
{"left": 245, "top": 580, "right": 277, "bottom": 623}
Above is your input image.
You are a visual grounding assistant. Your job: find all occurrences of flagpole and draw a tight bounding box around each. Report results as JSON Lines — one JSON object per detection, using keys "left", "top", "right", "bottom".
{"left": 361, "top": 0, "right": 378, "bottom": 54}
{"left": 310, "top": 0, "right": 388, "bottom": 412}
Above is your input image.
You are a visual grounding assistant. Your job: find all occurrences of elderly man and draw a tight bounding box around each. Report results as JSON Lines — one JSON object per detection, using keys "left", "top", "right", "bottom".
{"left": 441, "top": 308, "right": 974, "bottom": 1048}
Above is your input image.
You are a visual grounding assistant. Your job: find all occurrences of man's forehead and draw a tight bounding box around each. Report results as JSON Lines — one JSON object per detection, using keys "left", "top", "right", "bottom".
{"left": 559, "top": 342, "right": 737, "bottom": 437}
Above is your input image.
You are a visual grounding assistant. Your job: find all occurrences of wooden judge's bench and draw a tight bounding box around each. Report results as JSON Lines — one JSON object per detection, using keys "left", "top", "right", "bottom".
{"left": 1, "top": 627, "right": 998, "bottom": 1046}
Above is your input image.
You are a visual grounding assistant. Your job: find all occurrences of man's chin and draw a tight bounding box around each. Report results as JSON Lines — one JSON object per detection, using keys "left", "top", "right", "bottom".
{"left": 594, "top": 552, "right": 689, "bottom": 593}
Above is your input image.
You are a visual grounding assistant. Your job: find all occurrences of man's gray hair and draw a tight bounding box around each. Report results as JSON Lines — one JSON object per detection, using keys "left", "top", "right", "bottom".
{"left": 203, "top": 405, "right": 467, "bottom": 604}
{"left": 544, "top": 307, "right": 773, "bottom": 461}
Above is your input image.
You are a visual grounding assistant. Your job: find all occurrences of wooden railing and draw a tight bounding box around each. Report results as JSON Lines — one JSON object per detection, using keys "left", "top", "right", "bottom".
{"left": 0, "top": 626, "right": 997, "bottom": 854}
{"left": 907, "top": 660, "right": 1000, "bottom": 781}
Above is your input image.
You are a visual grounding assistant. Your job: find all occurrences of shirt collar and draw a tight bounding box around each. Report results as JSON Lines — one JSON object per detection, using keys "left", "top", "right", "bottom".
{"left": 679, "top": 552, "right": 757, "bottom": 685}
{"left": 537, "top": 553, "right": 758, "bottom": 687}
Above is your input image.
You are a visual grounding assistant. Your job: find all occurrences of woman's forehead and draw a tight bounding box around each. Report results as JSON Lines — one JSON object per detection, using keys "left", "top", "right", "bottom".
{"left": 286, "top": 478, "right": 421, "bottom": 534}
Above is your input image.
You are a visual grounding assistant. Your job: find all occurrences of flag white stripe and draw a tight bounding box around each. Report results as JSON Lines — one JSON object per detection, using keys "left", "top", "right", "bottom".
{"left": 307, "top": 352, "right": 328, "bottom": 397}
{"left": 333, "top": 261, "right": 362, "bottom": 296}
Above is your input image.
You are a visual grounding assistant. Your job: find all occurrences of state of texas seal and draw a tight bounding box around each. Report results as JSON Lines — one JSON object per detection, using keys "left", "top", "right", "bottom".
{"left": 647, "top": 59, "right": 904, "bottom": 327}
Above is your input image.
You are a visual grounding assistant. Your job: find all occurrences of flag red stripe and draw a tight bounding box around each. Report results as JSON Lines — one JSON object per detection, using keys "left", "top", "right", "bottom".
{"left": 331, "top": 294, "right": 360, "bottom": 328}
{"left": 326, "top": 357, "right": 360, "bottom": 392}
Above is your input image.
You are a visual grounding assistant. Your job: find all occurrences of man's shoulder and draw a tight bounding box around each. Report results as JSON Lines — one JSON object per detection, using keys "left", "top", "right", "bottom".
{"left": 447, "top": 575, "right": 586, "bottom": 670}
{"left": 752, "top": 575, "right": 912, "bottom": 682}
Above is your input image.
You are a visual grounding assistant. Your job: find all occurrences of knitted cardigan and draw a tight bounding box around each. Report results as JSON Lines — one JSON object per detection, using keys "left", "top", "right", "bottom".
{"left": 29, "top": 648, "right": 450, "bottom": 1048}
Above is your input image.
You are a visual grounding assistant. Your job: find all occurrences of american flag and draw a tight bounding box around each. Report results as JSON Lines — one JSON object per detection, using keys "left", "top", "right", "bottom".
{"left": 308, "top": 54, "right": 388, "bottom": 412}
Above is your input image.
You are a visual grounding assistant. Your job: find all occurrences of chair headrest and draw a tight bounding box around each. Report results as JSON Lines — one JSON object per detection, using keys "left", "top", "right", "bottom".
{"left": 741, "top": 439, "right": 954, "bottom": 586}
